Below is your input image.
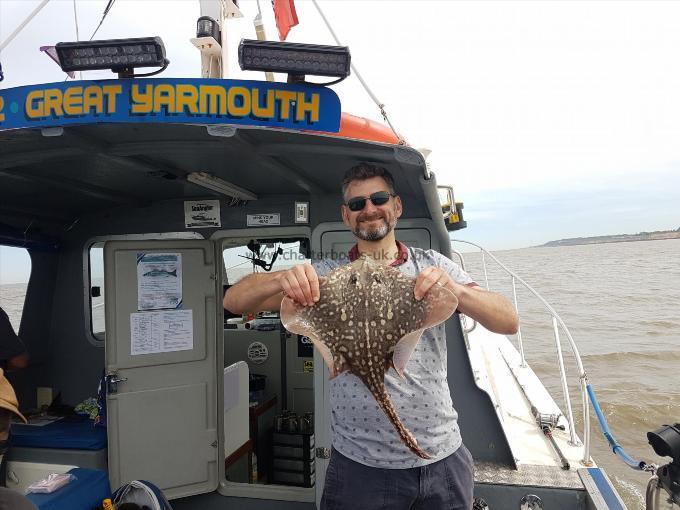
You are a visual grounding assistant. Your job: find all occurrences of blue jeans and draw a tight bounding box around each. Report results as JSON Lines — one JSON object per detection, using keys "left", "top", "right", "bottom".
{"left": 320, "top": 445, "right": 474, "bottom": 510}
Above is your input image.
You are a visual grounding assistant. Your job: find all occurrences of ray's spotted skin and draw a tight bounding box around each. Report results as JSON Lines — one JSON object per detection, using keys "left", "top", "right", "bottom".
{"left": 281, "top": 254, "right": 457, "bottom": 459}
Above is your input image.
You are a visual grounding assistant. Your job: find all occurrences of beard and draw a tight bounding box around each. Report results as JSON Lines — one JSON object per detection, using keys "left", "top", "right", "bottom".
{"left": 352, "top": 212, "right": 397, "bottom": 241}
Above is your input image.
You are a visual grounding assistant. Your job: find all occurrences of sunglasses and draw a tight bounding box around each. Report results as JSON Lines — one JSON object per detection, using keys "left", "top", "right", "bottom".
{"left": 345, "top": 191, "right": 396, "bottom": 212}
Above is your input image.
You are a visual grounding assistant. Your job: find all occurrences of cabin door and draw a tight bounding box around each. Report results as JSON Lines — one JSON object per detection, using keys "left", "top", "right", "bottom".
{"left": 104, "top": 240, "right": 220, "bottom": 499}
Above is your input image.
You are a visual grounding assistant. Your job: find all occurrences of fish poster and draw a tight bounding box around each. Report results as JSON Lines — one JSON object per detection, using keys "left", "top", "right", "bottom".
{"left": 137, "top": 253, "right": 183, "bottom": 310}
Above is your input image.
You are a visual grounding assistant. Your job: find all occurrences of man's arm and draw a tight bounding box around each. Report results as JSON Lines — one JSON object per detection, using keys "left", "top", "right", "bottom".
{"left": 414, "top": 267, "right": 519, "bottom": 335}
{"left": 223, "top": 264, "right": 320, "bottom": 314}
{"left": 451, "top": 284, "right": 519, "bottom": 335}
{"left": 223, "top": 272, "right": 285, "bottom": 314}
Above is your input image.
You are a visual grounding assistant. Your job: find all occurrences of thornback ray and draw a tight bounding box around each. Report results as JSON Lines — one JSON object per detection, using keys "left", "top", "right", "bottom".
{"left": 280, "top": 254, "right": 457, "bottom": 459}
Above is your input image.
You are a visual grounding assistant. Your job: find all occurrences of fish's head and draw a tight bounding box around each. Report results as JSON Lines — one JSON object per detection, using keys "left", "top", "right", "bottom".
{"left": 334, "top": 257, "right": 397, "bottom": 313}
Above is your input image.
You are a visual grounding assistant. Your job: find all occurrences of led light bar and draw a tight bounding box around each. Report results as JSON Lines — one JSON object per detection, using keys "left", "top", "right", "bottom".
{"left": 238, "top": 39, "right": 351, "bottom": 79}
{"left": 187, "top": 172, "right": 257, "bottom": 201}
{"left": 55, "top": 37, "right": 167, "bottom": 73}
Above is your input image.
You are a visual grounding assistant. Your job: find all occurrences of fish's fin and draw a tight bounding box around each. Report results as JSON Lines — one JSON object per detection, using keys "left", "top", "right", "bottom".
{"left": 387, "top": 357, "right": 407, "bottom": 381}
{"left": 315, "top": 340, "right": 337, "bottom": 378}
{"left": 281, "top": 285, "right": 339, "bottom": 378}
{"left": 279, "top": 276, "right": 330, "bottom": 325}
{"left": 280, "top": 295, "right": 311, "bottom": 336}
{"left": 392, "top": 329, "right": 423, "bottom": 377}
{"left": 330, "top": 355, "right": 348, "bottom": 380}
{"left": 391, "top": 285, "right": 457, "bottom": 376}
{"left": 420, "top": 284, "right": 458, "bottom": 328}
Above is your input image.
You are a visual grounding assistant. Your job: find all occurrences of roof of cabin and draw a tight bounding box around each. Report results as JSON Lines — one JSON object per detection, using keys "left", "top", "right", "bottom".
{"left": 0, "top": 123, "right": 427, "bottom": 247}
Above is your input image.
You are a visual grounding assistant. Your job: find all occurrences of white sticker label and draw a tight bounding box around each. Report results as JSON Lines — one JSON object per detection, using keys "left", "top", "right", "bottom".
{"left": 247, "top": 341, "right": 269, "bottom": 364}
{"left": 185, "top": 200, "right": 221, "bottom": 228}
{"left": 247, "top": 213, "right": 280, "bottom": 227}
{"left": 295, "top": 202, "right": 309, "bottom": 224}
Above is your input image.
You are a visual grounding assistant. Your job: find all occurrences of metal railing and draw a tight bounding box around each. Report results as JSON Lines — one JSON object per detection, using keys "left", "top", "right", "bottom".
{"left": 451, "top": 239, "right": 591, "bottom": 465}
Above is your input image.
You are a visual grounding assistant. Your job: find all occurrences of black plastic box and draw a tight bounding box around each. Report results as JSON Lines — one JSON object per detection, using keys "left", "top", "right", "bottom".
{"left": 271, "top": 432, "right": 316, "bottom": 487}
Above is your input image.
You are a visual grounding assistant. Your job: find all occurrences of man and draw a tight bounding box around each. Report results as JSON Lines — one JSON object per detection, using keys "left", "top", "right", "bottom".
{"left": 224, "top": 163, "right": 518, "bottom": 509}
{"left": 0, "top": 368, "right": 37, "bottom": 510}
{"left": 0, "top": 307, "right": 28, "bottom": 371}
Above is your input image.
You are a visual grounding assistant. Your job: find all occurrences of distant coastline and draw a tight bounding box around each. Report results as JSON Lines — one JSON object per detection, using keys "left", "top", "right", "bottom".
{"left": 541, "top": 228, "right": 680, "bottom": 247}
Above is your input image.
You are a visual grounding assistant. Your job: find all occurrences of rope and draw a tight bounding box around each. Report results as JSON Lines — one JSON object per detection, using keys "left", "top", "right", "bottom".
{"left": 310, "top": 0, "right": 405, "bottom": 144}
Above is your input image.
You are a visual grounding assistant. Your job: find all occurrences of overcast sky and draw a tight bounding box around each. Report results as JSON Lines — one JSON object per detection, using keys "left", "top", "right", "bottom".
{"left": 1, "top": 1, "right": 679, "bottom": 282}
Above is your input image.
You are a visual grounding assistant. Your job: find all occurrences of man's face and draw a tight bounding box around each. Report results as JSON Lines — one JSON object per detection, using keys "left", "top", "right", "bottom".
{"left": 341, "top": 176, "right": 402, "bottom": 241}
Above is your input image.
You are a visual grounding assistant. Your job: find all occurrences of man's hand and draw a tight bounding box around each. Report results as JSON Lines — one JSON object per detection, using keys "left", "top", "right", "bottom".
{"left": 413, "top": 266, "right": 458, "bottom": 301}
{"left": 277, "top": 264, "right": 320, "bottom": 307}
{"left": 414, "top": 266, "right": 519, "bottom": 335}
{"left": 224, "top": 265, "right": 318, "bottom": 314}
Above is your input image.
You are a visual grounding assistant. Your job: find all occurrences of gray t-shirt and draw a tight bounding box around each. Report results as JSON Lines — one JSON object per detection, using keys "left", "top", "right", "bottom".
{"left": 313, "top": 246, "right": 475, "bottom": 469}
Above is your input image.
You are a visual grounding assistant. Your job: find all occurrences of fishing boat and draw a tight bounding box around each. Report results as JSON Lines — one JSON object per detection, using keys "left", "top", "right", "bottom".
{"left": 1, "top": 1, "right": 677, "bottom": 509}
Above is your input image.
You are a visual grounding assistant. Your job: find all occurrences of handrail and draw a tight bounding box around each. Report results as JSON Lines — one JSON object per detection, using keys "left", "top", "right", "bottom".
{"left": 448, "top": 250, "right": 478, "bottom": 334}
{"left": 451, "top": 239, "right": 591, "bottom": 465}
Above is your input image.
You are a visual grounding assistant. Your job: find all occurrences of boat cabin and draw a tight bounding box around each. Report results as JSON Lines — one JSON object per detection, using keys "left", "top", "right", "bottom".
{"left": 0, "top": 76, "right": 509, "bottom": 509}
{"left": 0, "top": 27, "right": 631, "bottom": 502}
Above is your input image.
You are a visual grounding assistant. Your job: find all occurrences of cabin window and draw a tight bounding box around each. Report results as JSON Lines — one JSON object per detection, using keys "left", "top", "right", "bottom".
{"left": 0, "top": 246, "right": 32, "bottom": 333}
{"left": 222, "top": 238, "right": 316, "bottom": 491}
{"left": 223, "top": 240, "right": 311, "bottom": 286}
{"left": 89, "top": 243, "right": 105, "bottom": 338}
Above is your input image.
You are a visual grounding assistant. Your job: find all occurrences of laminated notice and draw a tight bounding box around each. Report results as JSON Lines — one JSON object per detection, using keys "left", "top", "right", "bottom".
{"left": 130, "top": 310, "right": 193, "bottom": 355}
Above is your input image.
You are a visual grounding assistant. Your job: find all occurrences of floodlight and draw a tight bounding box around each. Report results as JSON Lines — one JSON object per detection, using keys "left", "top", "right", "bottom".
{"left": 197, "top": 16, "right": 220, "bottom": 42}
{"left": 238, "top": 39, "right": 351, "bottom": 82}
{"left": 55, "top": 37, "right": 169, "bottom": 77}
{"left": 187, "top": 172, "right": 257, "bottom": 201}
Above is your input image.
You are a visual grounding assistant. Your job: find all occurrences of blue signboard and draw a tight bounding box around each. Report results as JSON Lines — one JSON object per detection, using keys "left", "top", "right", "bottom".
{"left": 0, "top": 78, "right": 341, "bottom": 132}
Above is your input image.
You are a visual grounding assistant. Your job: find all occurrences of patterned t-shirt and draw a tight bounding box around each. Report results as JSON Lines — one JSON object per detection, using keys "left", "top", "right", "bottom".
{"left": 312, "top": 245, "right": 475, "bottom": 469}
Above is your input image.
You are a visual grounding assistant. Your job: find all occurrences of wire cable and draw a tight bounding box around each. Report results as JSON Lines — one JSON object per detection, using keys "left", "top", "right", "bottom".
{"left": 89, "top": 0, "right": 117, "bottom": 41}
{"left": 303, "top": 76, "right": 347, "bottom": 87}
{"left": 72, "top": 0, "right": 80, "bottom": 41}
{"left": 310, "top": 0, "right": 404, "bottom": 144}
{"left": 129, "top": 59, "right": 169, "bottom": 78}
{"left": 72, "top": 0, "right": 83, "bottom": 80}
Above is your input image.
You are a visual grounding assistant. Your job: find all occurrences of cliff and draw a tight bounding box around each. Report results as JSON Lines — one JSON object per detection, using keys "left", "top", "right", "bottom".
{"left": 542, "top": 228, "right": 680, "bottom": 247}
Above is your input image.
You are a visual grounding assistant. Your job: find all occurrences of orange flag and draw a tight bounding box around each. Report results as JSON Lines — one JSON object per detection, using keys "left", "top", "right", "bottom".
{"left": 273, "top": 0, "right": 299, "bottom": 41}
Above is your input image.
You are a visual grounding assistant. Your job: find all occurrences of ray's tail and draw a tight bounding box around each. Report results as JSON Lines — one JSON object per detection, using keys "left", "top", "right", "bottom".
{"left": 376, "top": 391, "right": 431, "bottom": 460}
